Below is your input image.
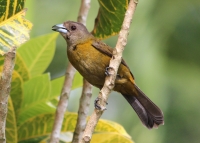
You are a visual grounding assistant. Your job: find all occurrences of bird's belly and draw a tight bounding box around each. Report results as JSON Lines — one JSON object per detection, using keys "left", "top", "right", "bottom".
{"left": 67, "top": 45, "right": 110, "bottom": 88}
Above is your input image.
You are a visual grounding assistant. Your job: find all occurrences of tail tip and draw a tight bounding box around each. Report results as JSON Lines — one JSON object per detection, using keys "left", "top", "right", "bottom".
{"left": 147, "top": 116, "right": 164, "bottom": 129}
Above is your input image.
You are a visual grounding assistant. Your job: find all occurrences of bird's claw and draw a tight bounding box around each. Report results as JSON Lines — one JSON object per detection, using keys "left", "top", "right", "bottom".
{"left": 94, "top": 97, "right": 108, "bottom": 111}
{"left": 105, "top": 67, "right": 120, "bottom": 78}
{"left": 105, "top": 67, "right": 113, "bottom": 76}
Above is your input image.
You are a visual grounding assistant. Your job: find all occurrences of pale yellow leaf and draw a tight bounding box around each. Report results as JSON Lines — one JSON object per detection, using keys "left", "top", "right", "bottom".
{"left": 0, "top": 9, "right": 32, "bottom": 55}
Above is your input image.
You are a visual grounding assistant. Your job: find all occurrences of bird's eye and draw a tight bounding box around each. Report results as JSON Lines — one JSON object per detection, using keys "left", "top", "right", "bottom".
{"left": 71, "top": 25, "right": 76, "bottom": 31}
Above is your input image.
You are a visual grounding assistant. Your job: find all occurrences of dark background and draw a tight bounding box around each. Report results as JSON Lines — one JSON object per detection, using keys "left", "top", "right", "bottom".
{"left": 25, "top": 0, "right": 200, "bottom": 143}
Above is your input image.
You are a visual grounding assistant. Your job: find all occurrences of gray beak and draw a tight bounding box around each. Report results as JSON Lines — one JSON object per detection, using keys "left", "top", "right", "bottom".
{"left": 52, "top": 24, "right": 68, "bottom": 34}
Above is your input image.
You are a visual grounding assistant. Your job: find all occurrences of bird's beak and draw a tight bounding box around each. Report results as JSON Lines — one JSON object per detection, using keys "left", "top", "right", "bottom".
{"left": 52, "top": 24, "right": 68, "bottom": 34}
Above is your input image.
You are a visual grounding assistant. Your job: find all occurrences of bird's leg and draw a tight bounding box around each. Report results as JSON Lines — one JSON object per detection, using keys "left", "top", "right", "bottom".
{"left": 94, "top": 97, "right": 108, "bottom": 111}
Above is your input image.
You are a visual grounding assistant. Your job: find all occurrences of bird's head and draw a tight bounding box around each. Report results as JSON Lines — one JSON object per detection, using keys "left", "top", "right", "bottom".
{"left": 52, "top": 21, "right": 93, "bottom": 46}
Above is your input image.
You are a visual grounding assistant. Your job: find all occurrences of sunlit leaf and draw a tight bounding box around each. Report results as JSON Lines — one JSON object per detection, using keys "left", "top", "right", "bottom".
{"left": 96, "top": 119, "right": 131, "bottom": 138}
{"left": 18, "top": 112, "right": 133, "bottom": 143}
{"left": 92, "top": 0, "right": 129, "bottom": 39}
{"left": 0, "top": 9, "right": 32, "bottom": 55}
{"left": 91, "top": 133, "right": 134, "bottom": 143}
{"left": 6, "top": 97, "right": 17, "bottom": 143}
{"left": 37, "top": 132, "right": 72, "bottom": 143}
{"left": 18, "top": 74, "right": 55, "bottom": 125}
{"left": 17, "top": 113, "right": 72, "bottom": 143}
{"left": 0, "top": 0, "right": 25, "bottom": 22}
{"left": 17, "top": 33, "right": 58, "bottom": 77}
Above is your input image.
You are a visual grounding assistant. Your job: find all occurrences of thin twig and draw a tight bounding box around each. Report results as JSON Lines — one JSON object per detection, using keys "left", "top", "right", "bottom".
{"left": 81, "top": 0, "right": 138, "bottom": 142}
{"left": 0, "top": 47, "right": 16, "bottom": 143}
{"left": 72, "top": 0, "right": 92, "bottom": 142}
{"left": 49, "top": 63, "right": 76, "bottom": 143}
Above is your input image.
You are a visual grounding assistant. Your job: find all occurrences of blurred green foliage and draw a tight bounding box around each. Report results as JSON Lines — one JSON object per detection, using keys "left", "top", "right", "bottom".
{"left": 25, "top": 0, "right": 200, "bottom": 143}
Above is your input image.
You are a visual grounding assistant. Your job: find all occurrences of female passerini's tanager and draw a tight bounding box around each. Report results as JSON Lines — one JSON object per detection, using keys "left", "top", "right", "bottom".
{"left": 52, "top": 21, "right": 164, "bottom": 129}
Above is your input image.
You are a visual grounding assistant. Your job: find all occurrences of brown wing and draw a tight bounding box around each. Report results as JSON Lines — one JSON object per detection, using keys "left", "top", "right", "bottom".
{"left": 91, "top": 40, "right": 134, "bottom": 79}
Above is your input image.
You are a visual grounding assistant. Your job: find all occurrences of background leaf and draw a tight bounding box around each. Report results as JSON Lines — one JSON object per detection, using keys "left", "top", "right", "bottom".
{"left": 6, "top": 97, "right": 18, "bottom": 143}
{"left": 18, "top": 74, "right": 54, "bottom": 125}
{"left": 91, "top": 133, "right": 134, "bottom": 143}
{"left": 10, "top": 70, "right": 23, "bottom": 119}
{"left": 0, "top": 0, "right": 25, "bottom": 22}
{"left": 51, "top": 71, "right": 83, "bottom": 98}
{"left": 18, "top": 112, "right": 132, "bottom": 143}
{"left": 14, "top": 53, "right": 30, "bottom": 82}
{"left": 18, "top": 33, "right": 58, "bottom": 77}
{"left": 91, "top": 0, "right": 129, "bottom": 39}
{"left": 0, "top": 9, "right": 32, "bottom": 55}
{"left": 96, "top": 119, "right": 131, "bottom": 138}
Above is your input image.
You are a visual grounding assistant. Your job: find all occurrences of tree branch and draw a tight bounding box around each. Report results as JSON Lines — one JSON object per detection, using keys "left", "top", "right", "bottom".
{"left": 49, "top": 63, "right": 76, "bottom": 143}
{"left": 0, "top": 47, "right": 16, "bottom": 143}
{"left": 72, "top": 1, "right": 92, "bottom": 143}
{"left": 77, "top": 0, "right": 91, "bottom": 25}
{"left": 72, "top": 79, "right": 92, "bottom": 143}
{"left": 81, "top": 0, "right": 138, "bottom": 142}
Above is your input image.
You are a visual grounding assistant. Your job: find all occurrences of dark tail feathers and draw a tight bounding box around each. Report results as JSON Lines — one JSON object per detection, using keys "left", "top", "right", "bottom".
{"left": 122, "top": 84, "right": 164, "bottom": 129}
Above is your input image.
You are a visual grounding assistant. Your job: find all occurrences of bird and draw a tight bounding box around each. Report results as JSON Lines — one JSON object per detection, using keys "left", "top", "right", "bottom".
{"left": 52, "top": 21, "right": 164, "bottom": 129}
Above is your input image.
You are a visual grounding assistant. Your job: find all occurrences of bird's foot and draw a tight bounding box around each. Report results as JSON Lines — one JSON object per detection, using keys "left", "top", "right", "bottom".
{"left": 105, "top": 66, "right": 120, "bottom": 78}
{"left": 105, "top": 67, "right": 114, "bottom": 76}
{"left": 94, "top": 97, "right": 108, "bottom": 111}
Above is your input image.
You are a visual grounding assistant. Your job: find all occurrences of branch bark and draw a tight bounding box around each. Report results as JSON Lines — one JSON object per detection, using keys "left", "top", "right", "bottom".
{"left": 72, "top": 0, "right": 92, "bottom": 143}
{"left": 0, "top": 47, "right": 16, "bottom": 143}
{"left": 81, "top": 0, "right": 138, "bottom": 142}
{"left": 49, "top": 63, "right": 76, "bottom": 143}
{"left": 72, "top": 79, "right": 92, "bottom": 143}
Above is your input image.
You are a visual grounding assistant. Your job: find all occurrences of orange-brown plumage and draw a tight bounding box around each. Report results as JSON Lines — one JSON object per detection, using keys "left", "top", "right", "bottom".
{"left": 52, "top": 21, "right": 164, "bottom": 129}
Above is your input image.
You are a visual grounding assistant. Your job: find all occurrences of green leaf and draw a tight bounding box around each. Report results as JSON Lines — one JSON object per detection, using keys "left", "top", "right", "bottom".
{"left": 0, "top": 9, "right": 32, "bottom": 55}
{"left": 0, "top": 0, "right": 25, "bottom": 22}
{"left": 49, "top": 72, "right": 83, "bottom": 108}
{"left": 92, "top": 0, "right": 129, "bottom": 39}
{"left": 0, "top": 53, "right": 30, "bottom": 82}
{"left": 14, "top": 53, "right": 30, "bottom": 81}
{"left": 6, "top": 97, "right": 18, "bottom": 143}
{"left": 17, "top": 33, "right": 58, "bottom": 77}
{"left": 72, "top": 71, "right": 83, "bottom": 89}
{"left": 38, "top": 132, "right": 72, "bottom": 143}
{"left": 18, "top": 113, "right": 74, "bottom": 143}
{"left": 0, "top": 54, "right": 30, "bottom": 80}
{"left": 91, "top": 133, "right": 134, "bottom": 143}
{"left": 18, "top": 112, "right": 133, "bottom": 143}
{"left": 0, "top": 54, "right": 29, "bottom": 80}
{"left": 10, "top": 70, "right": 23, "bottom": 119}
{"left": 18, "top": 74, "right": 55, "bottom": 125}
{"left": 51, "top": 71, "right": 83, "bottom": 97}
